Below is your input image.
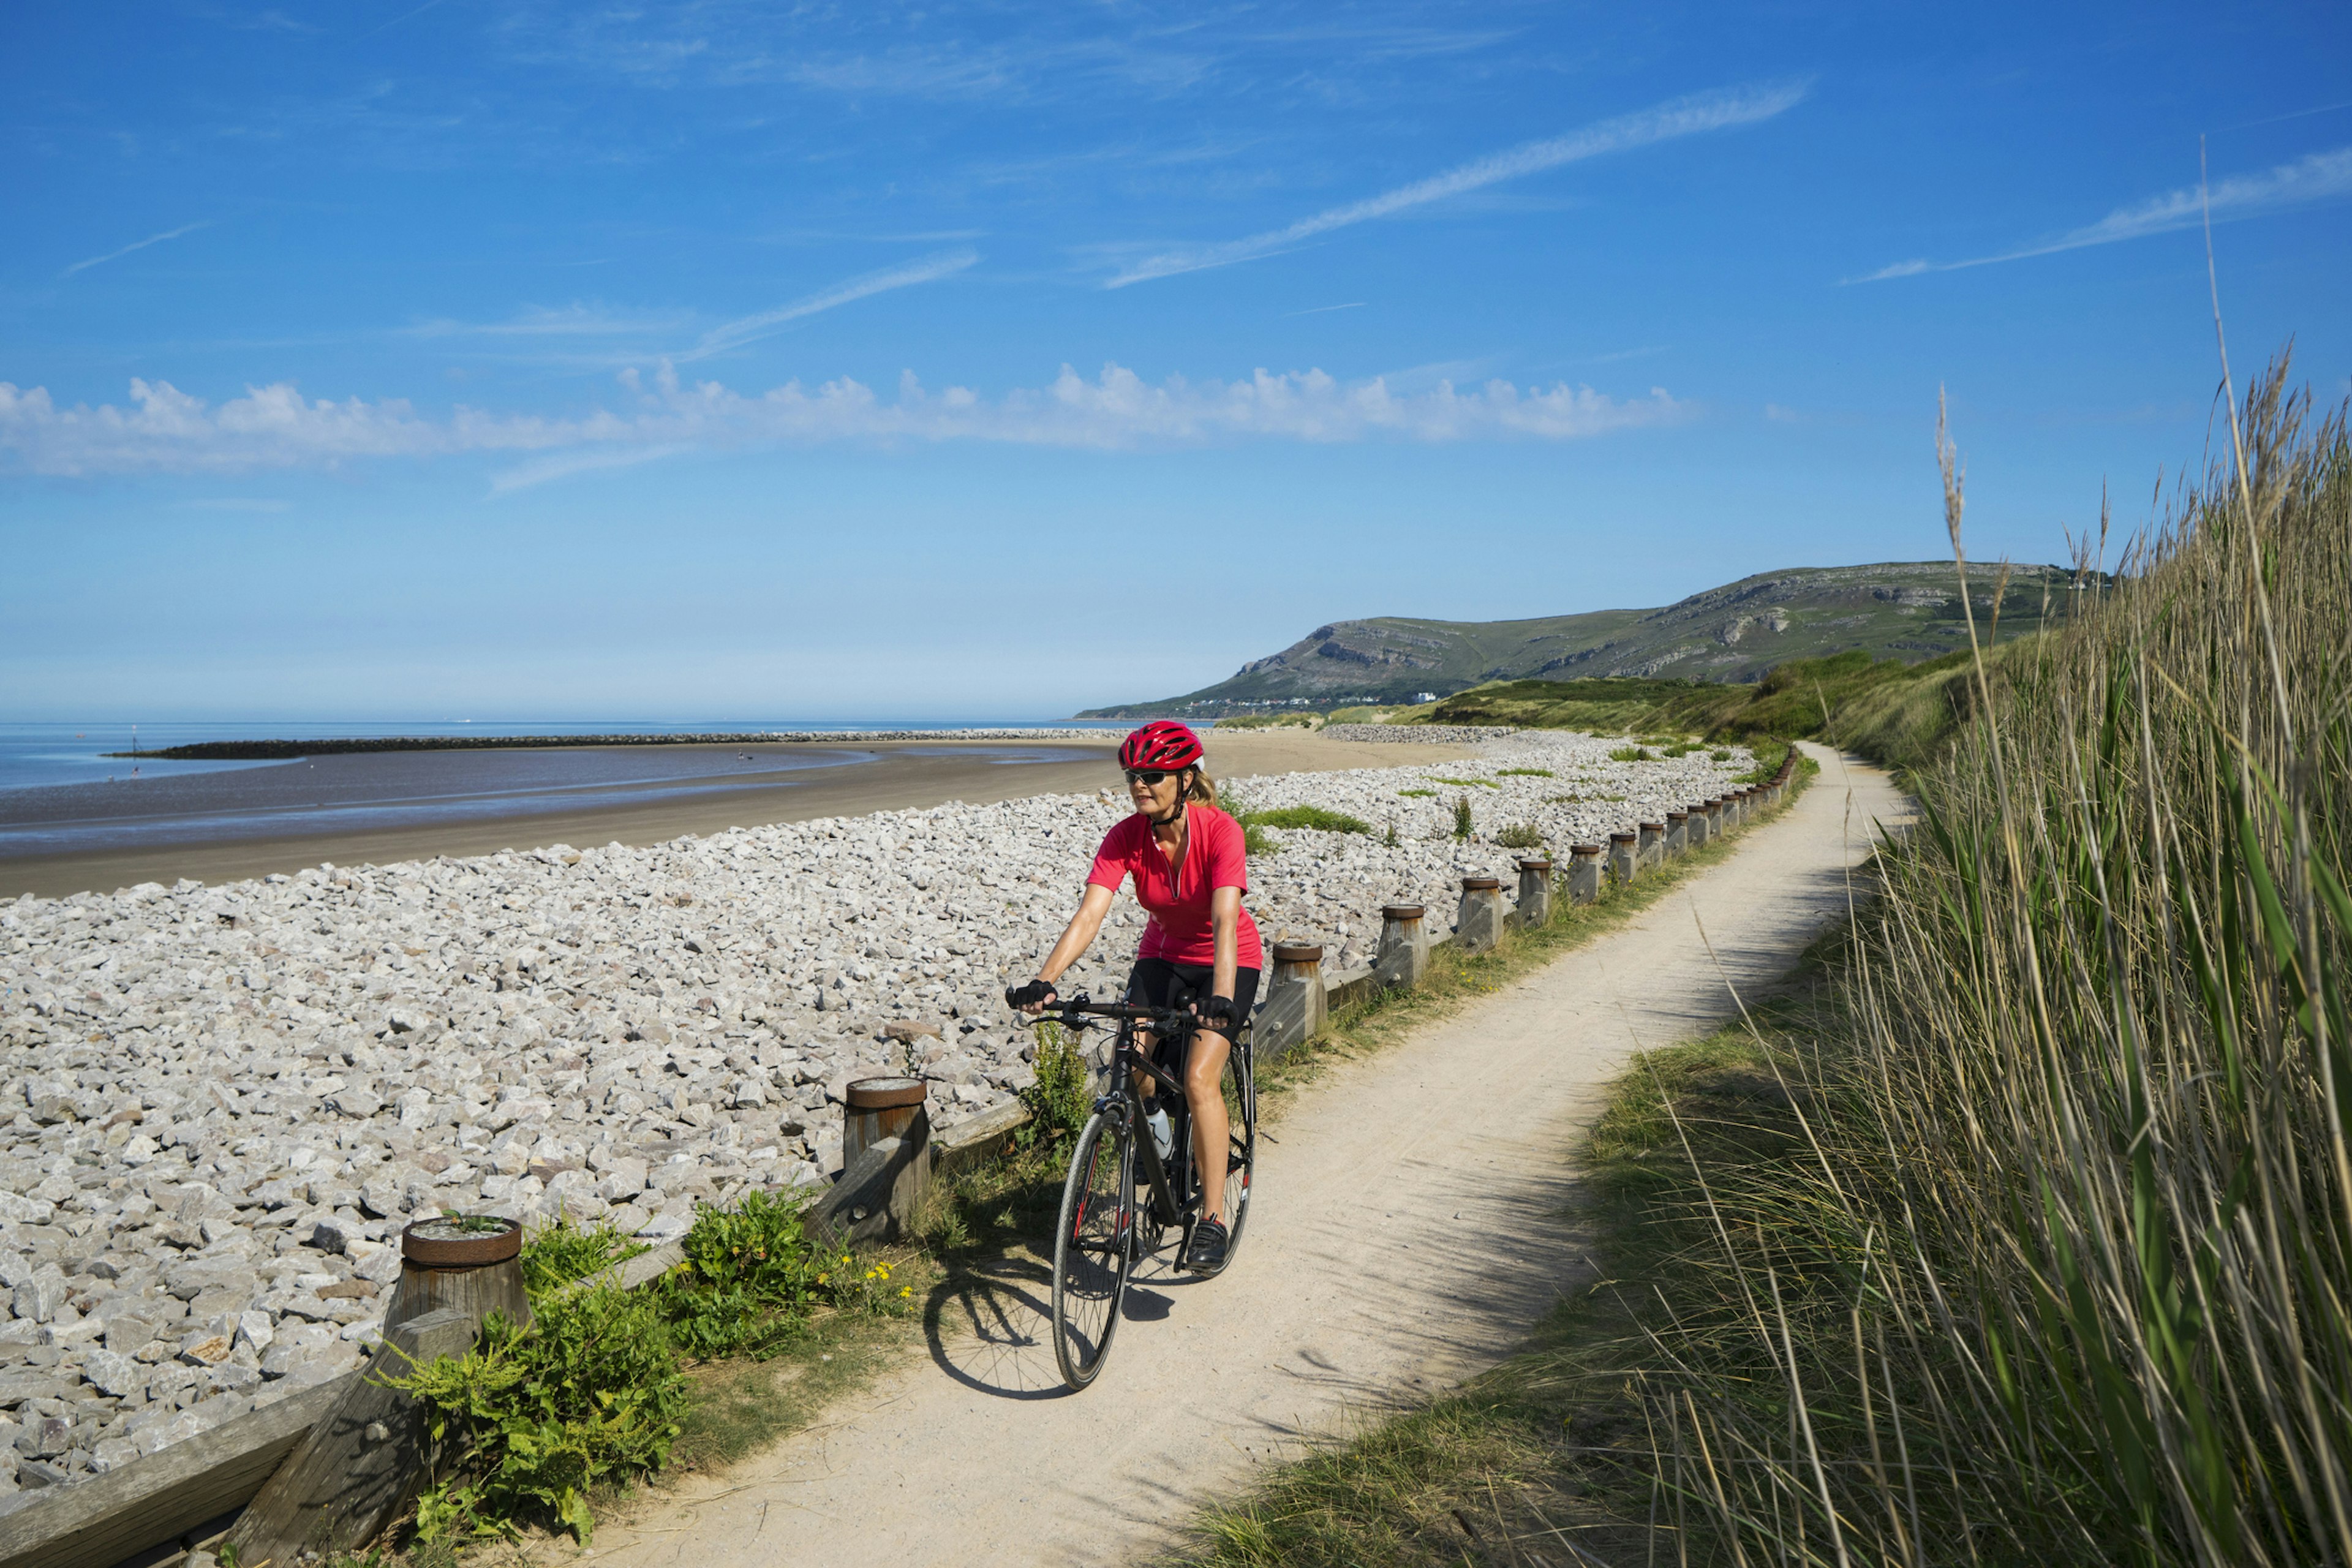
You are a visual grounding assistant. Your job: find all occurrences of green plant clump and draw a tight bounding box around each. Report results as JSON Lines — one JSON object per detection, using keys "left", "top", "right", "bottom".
{"left": 1491, "top": 823, "right": 1545, "bottom": 850}
{"left": 1016, "top": 1019, "right": 1091, "bottom": 1150}
{"left": 1494, "top": 766, "right": 1555, "bottom": 777}
{"left": 403, "top": 1281, "right": 688, "bottom": 1548}
{"left": 521, "top": 1217, "right": 647, "bottom": 1297}
{"left": 1450, "top": 796, "right": 1474, "bottom": 839}
{"left": 1426, "top": 775, "right": 1499, "bottom": 788}
{"left": 1396, "top": 787, "right": 1436, "bottom": 798}
{"left": 1605, "top": 744, "right": 1657, "bottom": 763}
{"left": 399, "top": 1200, "right": 911, "bottom": 1548}
{"left": 1238, "top": 804, "right": 1371, "bottom": 834}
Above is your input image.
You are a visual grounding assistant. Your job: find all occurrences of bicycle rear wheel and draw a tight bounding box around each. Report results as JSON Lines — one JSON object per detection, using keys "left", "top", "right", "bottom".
{"left": 1051, "top": 1110, "right": 1134, "bottom": 1390}
{"left": 1207, "top": 1038, "right": 1257, "bottom": 1270}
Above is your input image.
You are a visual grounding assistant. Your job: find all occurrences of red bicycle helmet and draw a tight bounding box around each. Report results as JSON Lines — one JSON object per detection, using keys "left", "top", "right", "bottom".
{"left": 1119, "top": 720, "right": 1204, "bottom": 771}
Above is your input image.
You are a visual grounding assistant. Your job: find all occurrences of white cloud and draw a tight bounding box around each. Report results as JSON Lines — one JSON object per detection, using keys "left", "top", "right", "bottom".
{"left": 61, "top": 221, "right": 214, "bottom": 278}
{"left": 0, "top": 361, "right": 1690, "bottom": 479}
{"left": 1849, "top": 146, "right": 2352, "bottom": 282}
{"left": 1105, "top": 80, "right": 1811, "bottom": 287}
{"left": 680, "top": 250, "right": 980, "bottom": 361}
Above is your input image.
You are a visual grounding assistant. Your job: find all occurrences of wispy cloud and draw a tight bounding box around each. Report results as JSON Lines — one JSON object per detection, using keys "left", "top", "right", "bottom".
{"left": 0, "top": 363, "right": 1689, "bottom": 478}
{"left": 1849, "top": 146, "right": 2352, "bottom": 282}
{"left": 402, "top": 304, "right": 688, "bottom": 339}
{"left": 1104, "top": 80, "right": 1811, "bottom": 287}
{"left": 1283, "top": 301, "right": 1366, "bottom": 317}
{"left": 61, "top": 221, "right": 214, "bottom": 278}
{"left": 679, "top": 250, "right": 980, "bottom": 361}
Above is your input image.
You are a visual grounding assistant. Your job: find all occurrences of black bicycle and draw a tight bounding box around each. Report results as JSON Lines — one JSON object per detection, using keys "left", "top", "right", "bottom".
{"left": 1012, "top": 992, "right": 1257, "bottom": 1390}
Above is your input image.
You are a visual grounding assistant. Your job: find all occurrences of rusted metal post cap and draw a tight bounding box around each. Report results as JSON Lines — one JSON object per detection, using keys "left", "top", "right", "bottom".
{"left": 1459, "top": 876, "right": 1502, "bottom": 891}
{"left": 1569, "top": 843, "right": 1602, "bottom": 858}
{"left": 1639, "top": 821, "right": 1664, "bottom": 832}
{"left": 846, "top": 1077, "right": 929, "bottom": 1110}
{"left": 1515, "top": 858, "right": 1553, "bottom": 872}
{"left": 1609, "top": 831, "right": 1638, "bottom": 843}
{"left": 401, "top": 1214, "right": 522, "bottom": 1268}
{"left": 1380, "top": 904, "right": 1425, "bottom": 921}
{"left": 1667, "top": 810, "right": 1689, "bottom": 821}
{"left": 1271, "top": 942, "right": 1325, "bottom": 965}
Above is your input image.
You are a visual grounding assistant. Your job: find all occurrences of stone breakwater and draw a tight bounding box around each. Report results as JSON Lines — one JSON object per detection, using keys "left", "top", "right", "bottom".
{"left": 0, "top": 730, "right": 1747, "bottom": 1498}
{"left": 131, "top": 727, "right": 1115, "bottom": 760}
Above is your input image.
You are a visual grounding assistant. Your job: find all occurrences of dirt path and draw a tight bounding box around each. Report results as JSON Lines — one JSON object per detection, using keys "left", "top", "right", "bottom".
{"left": 567, "top": 744, "right": 1909, "bottom": 1567}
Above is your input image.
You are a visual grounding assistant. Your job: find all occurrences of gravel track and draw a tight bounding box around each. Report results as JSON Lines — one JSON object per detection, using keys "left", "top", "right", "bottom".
{"left": 549, "top": 743, "right": 1907, "bottom": 1568}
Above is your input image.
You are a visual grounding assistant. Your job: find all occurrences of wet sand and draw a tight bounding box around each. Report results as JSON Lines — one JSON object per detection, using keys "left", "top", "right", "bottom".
{"left": 1, "top": 731, "right": 1469, "bottom": 899}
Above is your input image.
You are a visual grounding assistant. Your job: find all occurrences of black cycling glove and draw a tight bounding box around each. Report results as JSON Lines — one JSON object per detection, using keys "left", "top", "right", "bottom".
{"left": 1006, "top": 979, "right": 1059, "bottom": 1009}
{"left": 1197, "top": 994, "right": 1237, "bottom": 1035}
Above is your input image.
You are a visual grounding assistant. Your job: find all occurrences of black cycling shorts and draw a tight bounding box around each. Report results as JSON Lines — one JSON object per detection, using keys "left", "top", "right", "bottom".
{"left": 1125, "top": 957, "right": 1260, "bottom": 1038}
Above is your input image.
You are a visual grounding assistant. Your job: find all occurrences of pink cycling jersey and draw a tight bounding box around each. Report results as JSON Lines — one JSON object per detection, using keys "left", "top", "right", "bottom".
{"left": 1086, "top": 804, "right": 1264, "bottom": 968}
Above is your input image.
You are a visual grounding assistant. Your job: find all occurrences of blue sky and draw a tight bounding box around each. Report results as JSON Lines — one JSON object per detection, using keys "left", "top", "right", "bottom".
{"left": 5, "top": 1, "right": 2348, "bottom": 721}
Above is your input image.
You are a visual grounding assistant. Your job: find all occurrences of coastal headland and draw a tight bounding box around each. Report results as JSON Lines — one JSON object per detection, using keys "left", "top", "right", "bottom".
{"left": 0, "top": 729, "right": 1472, "bottom": 901}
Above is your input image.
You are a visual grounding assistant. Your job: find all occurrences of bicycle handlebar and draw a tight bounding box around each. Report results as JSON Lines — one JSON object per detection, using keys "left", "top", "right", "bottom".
{"left": 1008, "top": 993, "right": 1197, "bottom": 1031}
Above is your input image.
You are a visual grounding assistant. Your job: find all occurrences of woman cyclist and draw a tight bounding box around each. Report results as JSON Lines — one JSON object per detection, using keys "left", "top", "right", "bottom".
{"left": 1008, "top": 720, "right": 1261, "bottom": 1273}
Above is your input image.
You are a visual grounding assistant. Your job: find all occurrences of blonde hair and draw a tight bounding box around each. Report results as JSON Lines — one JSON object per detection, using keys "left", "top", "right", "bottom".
{"left": 1186, "top": 767, "right": 1217, "bottom": 806}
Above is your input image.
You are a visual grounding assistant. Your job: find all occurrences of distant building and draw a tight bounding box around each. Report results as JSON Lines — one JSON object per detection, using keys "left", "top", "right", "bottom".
{"left": 1413, "top": 692, "right": 1438, "bottom": 704}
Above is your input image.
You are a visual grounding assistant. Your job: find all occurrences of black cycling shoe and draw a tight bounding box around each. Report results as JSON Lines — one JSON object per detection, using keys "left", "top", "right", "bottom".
{"left": 1184, "top": 1216, "right": 1229, "bottom": 1273}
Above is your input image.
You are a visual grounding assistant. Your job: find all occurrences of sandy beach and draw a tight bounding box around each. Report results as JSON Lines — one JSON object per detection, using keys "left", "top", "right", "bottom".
{"left": 0, "top": 730, "right": 1471, "bottom": 899}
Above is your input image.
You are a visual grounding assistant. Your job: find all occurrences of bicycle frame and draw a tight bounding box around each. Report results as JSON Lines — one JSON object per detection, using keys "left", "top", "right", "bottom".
{"left": 1030, "top": 995, "right": 1234, "bottom": 1251}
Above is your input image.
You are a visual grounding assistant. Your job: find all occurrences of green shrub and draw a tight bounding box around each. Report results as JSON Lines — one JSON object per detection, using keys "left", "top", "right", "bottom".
{"left": 521, "top": 1218, "right": 646, "bottom": 1297}
{"left": 1451, "top": 796, "right": 1474, "bottom": 839}
{"left": 1240, "top": 805, "right": 1370, "bottom": 834}
{"left": 1493, "top": 823, "right": 1545, "bottom": 850}
{"left": 1605, "top": 745, "right": 1656, "bottom": 763}
{"left": 1709, "top": 747, "right": 1732, "bottom": 761}
{"left": 401, "top": 1283, "right": 688, "bottom": 1547}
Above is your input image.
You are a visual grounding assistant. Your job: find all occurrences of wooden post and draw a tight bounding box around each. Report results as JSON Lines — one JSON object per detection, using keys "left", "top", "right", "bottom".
{"left": 1607, "top": 832, "right": 1638, "bottom": 886}
{"left": 838, "top": 1078, "right": 930, "bottom": 1233}
{"left": 1513, "top": 859, "right": 1553, "bottom": 929}
{"left": 1704, "top": 797, "right": 1726, "bottom": 839}
{"left": 843, "top": 1076, "right": 930, "bottom": 1170}
{"left": 1257, "top": 943, "right": 1327, "bottom": 1058}
{"left": 1665, "top": 810, "right": 1689, "bottom": 857}
{"left": 1456, "top": 878, "right": 1503, "bottom": 954}
{"left": 224, "top": 1307, "right": 476, "bottom": 1568}
{"left": 384, "top": 1216, "right": 530, "bottom": 1338}
{"left": 1567, "top": 843, "right": 1603, "bottom": 904}
{"left": 1374, "top": 905, "right": 1429, "bottom": 988}
{"left": 1637, "top": 821, "right": 1666, "bottom": 871}
{"left": 1686, "top": 801, "right": 1711, "bottom": 848}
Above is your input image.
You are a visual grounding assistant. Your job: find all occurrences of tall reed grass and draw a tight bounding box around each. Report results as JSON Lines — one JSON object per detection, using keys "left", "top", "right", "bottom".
{"left": 1651, "top": 359, "right": 2351, "bottom": 1565}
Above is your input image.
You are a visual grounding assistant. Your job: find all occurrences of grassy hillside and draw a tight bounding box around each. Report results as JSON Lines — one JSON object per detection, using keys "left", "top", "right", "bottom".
{"left": 1394, "top": 641, "right": 2035, "bottom": 774}
{"left": 1178, "top": 360, "right": 2352, "bottom": 1566}
{"left": 1082, "top": 560, "right": 2074, "bottom": 718}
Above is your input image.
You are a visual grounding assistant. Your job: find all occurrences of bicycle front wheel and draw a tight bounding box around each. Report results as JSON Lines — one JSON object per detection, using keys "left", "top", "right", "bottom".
{"left": 1051, "top": 1110, "right": 1134, "bottom": 1390}
{"left": 1210, "top": 1038, "right": 1257, "bottom": 1270}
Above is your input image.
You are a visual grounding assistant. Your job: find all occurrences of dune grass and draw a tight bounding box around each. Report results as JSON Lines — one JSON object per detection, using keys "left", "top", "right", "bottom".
{"left": 1176, "top": 356, "right": 2352, "bottom": 1567}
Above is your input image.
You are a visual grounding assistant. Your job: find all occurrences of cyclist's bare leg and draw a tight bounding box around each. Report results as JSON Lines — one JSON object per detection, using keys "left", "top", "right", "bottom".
{"left": 1183, "top": 1026, "right": 1232, "bottom": 1229}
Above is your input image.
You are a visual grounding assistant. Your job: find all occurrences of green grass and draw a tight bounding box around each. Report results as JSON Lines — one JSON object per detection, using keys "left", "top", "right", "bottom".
{"left": 1397, "top": 787, "right": 1436, "bottom": 798}
{"left": 1239, "top": 804, "right": 1372, "bottom": 834}
{"left": 1604, "top": 744, "right": 1656, "bottom": 762}
{"left": 1494, "top": 767, "right": 1554, "bottom": 777}
{"left": 1425, "top": 775, "right": 1499, "bottom": 788}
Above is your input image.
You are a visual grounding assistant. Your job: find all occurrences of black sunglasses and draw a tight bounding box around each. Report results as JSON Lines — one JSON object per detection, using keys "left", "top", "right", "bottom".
{"left": 1123, "top": 768, "right": 1183, "bottom": 786}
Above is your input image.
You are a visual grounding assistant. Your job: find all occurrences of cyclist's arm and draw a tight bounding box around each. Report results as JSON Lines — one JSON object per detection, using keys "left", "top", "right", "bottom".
{"left": 1208, "top": 884, "right": 1240, "bottom": 1004}
{"left": 1034, "top": 883, "right": 1117, "bottom": 992}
